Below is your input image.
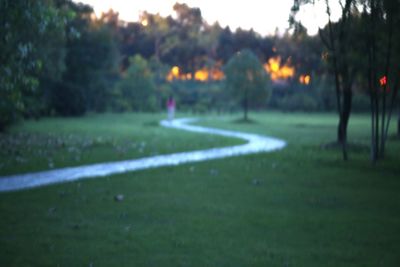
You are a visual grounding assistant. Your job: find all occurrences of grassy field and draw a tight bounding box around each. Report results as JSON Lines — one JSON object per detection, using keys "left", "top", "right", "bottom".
{"left": 0, "top": 112, "right": 399, "bottom": 266}
{"left": 0, "top": 113, "right": 242, "bottom": 176}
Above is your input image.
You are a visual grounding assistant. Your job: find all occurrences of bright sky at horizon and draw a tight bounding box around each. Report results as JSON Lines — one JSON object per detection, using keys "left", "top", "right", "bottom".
{"left": 73, "top": 0, "right": 341, "bottom": 36}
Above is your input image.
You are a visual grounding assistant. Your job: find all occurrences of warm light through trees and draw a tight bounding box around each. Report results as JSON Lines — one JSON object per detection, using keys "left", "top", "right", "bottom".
{"left": 141, "top": 19, "right": 148, "bottom": 27}
{"left": 166, "top": 65, "right": 224, "bottom": 82}
{"left": 166, "top": 55, "right": 303, "bottom": 84}
{"left": 263, "top": 56, "right": 295, "bottom": 81}
{"left": 225, "top": 49, "right": 271, "bottom": 121}
{"left": 299, "top": 74, "right": 311, "bottom": 85}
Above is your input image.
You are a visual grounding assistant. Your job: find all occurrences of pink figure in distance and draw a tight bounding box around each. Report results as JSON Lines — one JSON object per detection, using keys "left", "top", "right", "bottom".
{"left": 167, "top": 96, "right": 176, "bottom": 121}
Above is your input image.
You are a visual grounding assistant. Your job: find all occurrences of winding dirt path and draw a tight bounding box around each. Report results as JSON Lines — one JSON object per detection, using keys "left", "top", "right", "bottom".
{"left": 0, "top": 118, "right": 286, "bottom": 192}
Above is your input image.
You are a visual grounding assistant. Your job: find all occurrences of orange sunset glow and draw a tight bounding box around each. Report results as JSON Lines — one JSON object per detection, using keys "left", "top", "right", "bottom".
{"left": 166, "top": 57, "right": 303, "bottom": 84}
{"left": 264, "top": 56, "right": 295, "bottom": 81}
{"left": 299, "top": 74, "right": 311, "bottom": 85}
{"left": 166, "top": 65, "right": 224, "bottom": 82}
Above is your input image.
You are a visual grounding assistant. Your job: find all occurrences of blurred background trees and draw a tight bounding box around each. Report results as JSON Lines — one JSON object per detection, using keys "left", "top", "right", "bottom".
{"left": 1, "top": 0, "right": 398, "bottom": 161}
{"left": 112, "top": 55, "right": 157, "bottom": 112}
{"left": 225, "top": 49, "right": 271, "bottom": 120}
{"left": 50, "top": 1, "right": 118, "bottom": 116}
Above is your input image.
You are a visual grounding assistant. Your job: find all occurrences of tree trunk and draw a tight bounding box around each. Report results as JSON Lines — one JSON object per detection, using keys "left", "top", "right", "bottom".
{"left": 375, "top": 91, "right": 380, "bottom": 157}
{"left": 380, "top": 9, "right": 394, "bottom": 158}
{"left": 338, "top": 118, "right": 345, "bottom": 143}
{"left": 380, "top": 91, "right": 386, "bottom": 157}
{"left": 370, "top": 92, "right": 377, "bottom": 161}
{"left": 338, "top": 88, "right": 352, "bottom": 160}
{"left": 371, "top": 0, "right": 380, "bottom": 159}
{"left": 328, "top": 1, "right": 353, "bottom": 161}
{"left": 326, "top": 17, "right": 343, "bottom": 144}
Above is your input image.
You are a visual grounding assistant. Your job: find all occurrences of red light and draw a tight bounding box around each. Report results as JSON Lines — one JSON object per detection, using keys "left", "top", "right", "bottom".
{"left": 379, "top": 76, "right": 387, "bottom": 86}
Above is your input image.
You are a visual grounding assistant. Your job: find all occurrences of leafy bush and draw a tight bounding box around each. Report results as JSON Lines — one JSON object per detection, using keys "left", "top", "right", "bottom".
{"left": 112, "top": 55, "right": 158, "bottom": 112}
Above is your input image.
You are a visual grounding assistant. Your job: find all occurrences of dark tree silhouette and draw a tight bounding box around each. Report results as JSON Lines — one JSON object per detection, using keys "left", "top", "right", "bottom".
{"left": 224, "top": 49, "right": 271, "bottom": 121}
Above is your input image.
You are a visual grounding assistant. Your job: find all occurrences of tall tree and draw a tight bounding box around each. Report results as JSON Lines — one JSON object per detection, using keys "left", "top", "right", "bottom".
{"left": 217, "top": 27, "right": 235, "bottom": 63}
{"left": 224, "top": 49, "right": 271, "bottom": 121}
{"left": 364, "top": 0, "right": 400, "bottom": 161}
{"left": 0, "top": 0, "right": 66, "bottom": 130}
{"left": 171, "top": 3, "right": 206, "bottom": 74}
{"left": 291, "top": 0, "right": 358, "bottom": 160}
{"left": 51, "top": 1, "right": 118, "bottom": 115}
{"left": 291, "top": 0, "right": 400, "bottom": 161}
{"left": 112, "top": 55, "right": 157, "bottom": 112}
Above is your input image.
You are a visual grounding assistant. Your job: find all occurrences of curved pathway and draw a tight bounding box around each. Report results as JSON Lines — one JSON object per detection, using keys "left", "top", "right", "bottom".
{"left": 0, "top": 118, "right": 286, "bottom": 192}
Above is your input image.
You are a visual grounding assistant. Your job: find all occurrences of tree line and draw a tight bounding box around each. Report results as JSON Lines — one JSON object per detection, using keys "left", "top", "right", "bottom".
{"left": 1, "top": 0, "right": 399, "bottom": 162}
{"left": 0, "top": 0, "right": 328, "bottom": 131}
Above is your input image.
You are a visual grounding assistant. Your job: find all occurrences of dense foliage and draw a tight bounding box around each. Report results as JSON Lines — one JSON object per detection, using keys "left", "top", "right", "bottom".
{"left": 0, "top": 0, "right": 330, "bottom": 130}
{"left": 112, "top": 55, "right": 158, "bottom": 112}
{"left": 1, "top": 0, "right": 398, "bottom": 139}
{"left": 225, "top": 49, "right": 271, "bottom": 120}
{"left": 0, "top": 0, "right": 66, "bottom": 130}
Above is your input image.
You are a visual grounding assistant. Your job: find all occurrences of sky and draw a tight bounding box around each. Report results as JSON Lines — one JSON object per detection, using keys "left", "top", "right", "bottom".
{"left": 73, "top": 0, "right": 341, "bottom": 36}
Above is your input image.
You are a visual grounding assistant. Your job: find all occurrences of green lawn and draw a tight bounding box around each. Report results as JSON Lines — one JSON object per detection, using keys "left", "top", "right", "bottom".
{"left": 0, "top": 112, "right": 399, "bottom": 266}
{"left": 0, "top": 113, "right": 242, "bottom": 176}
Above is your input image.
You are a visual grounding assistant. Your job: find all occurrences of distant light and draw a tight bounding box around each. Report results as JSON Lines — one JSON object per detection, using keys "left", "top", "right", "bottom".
{"left": 379, "top": 76, "right": 387, "bottom": 86}
{"left": 264, "top": 57, "right": 295, "bottom": 81}
{"left": 210, "top": 68, "right": 224, "bottom": 80}
{"left": 166, "top": 66, "right": 180, "bottom": 81}
{"left": 166, "top": 65, "right": 224, "bottom": 82}
{"left": 171, "top": 66, "right": 179, "bottom": 76}
{"left": 141, "top": 19, "right": 148, "bottom": 27}
{"left": 304, "top": 75, "right": 311, "bottom": 84}
{"left": 195, "top": 69, "right": 209, "bottom": 81}
{"left": 270, "top": 61, "right": 279, "bottom": 72}
{"left": 299, "top": 74, "right": 311, "bottom": 85}
{"left": 90, "top": 13, "right": 97, "bottom": 21}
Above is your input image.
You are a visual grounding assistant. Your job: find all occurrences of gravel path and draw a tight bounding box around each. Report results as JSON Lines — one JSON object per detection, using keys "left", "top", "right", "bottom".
{"left": 0, "top": 118, "right": 286, "bottom": 192}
